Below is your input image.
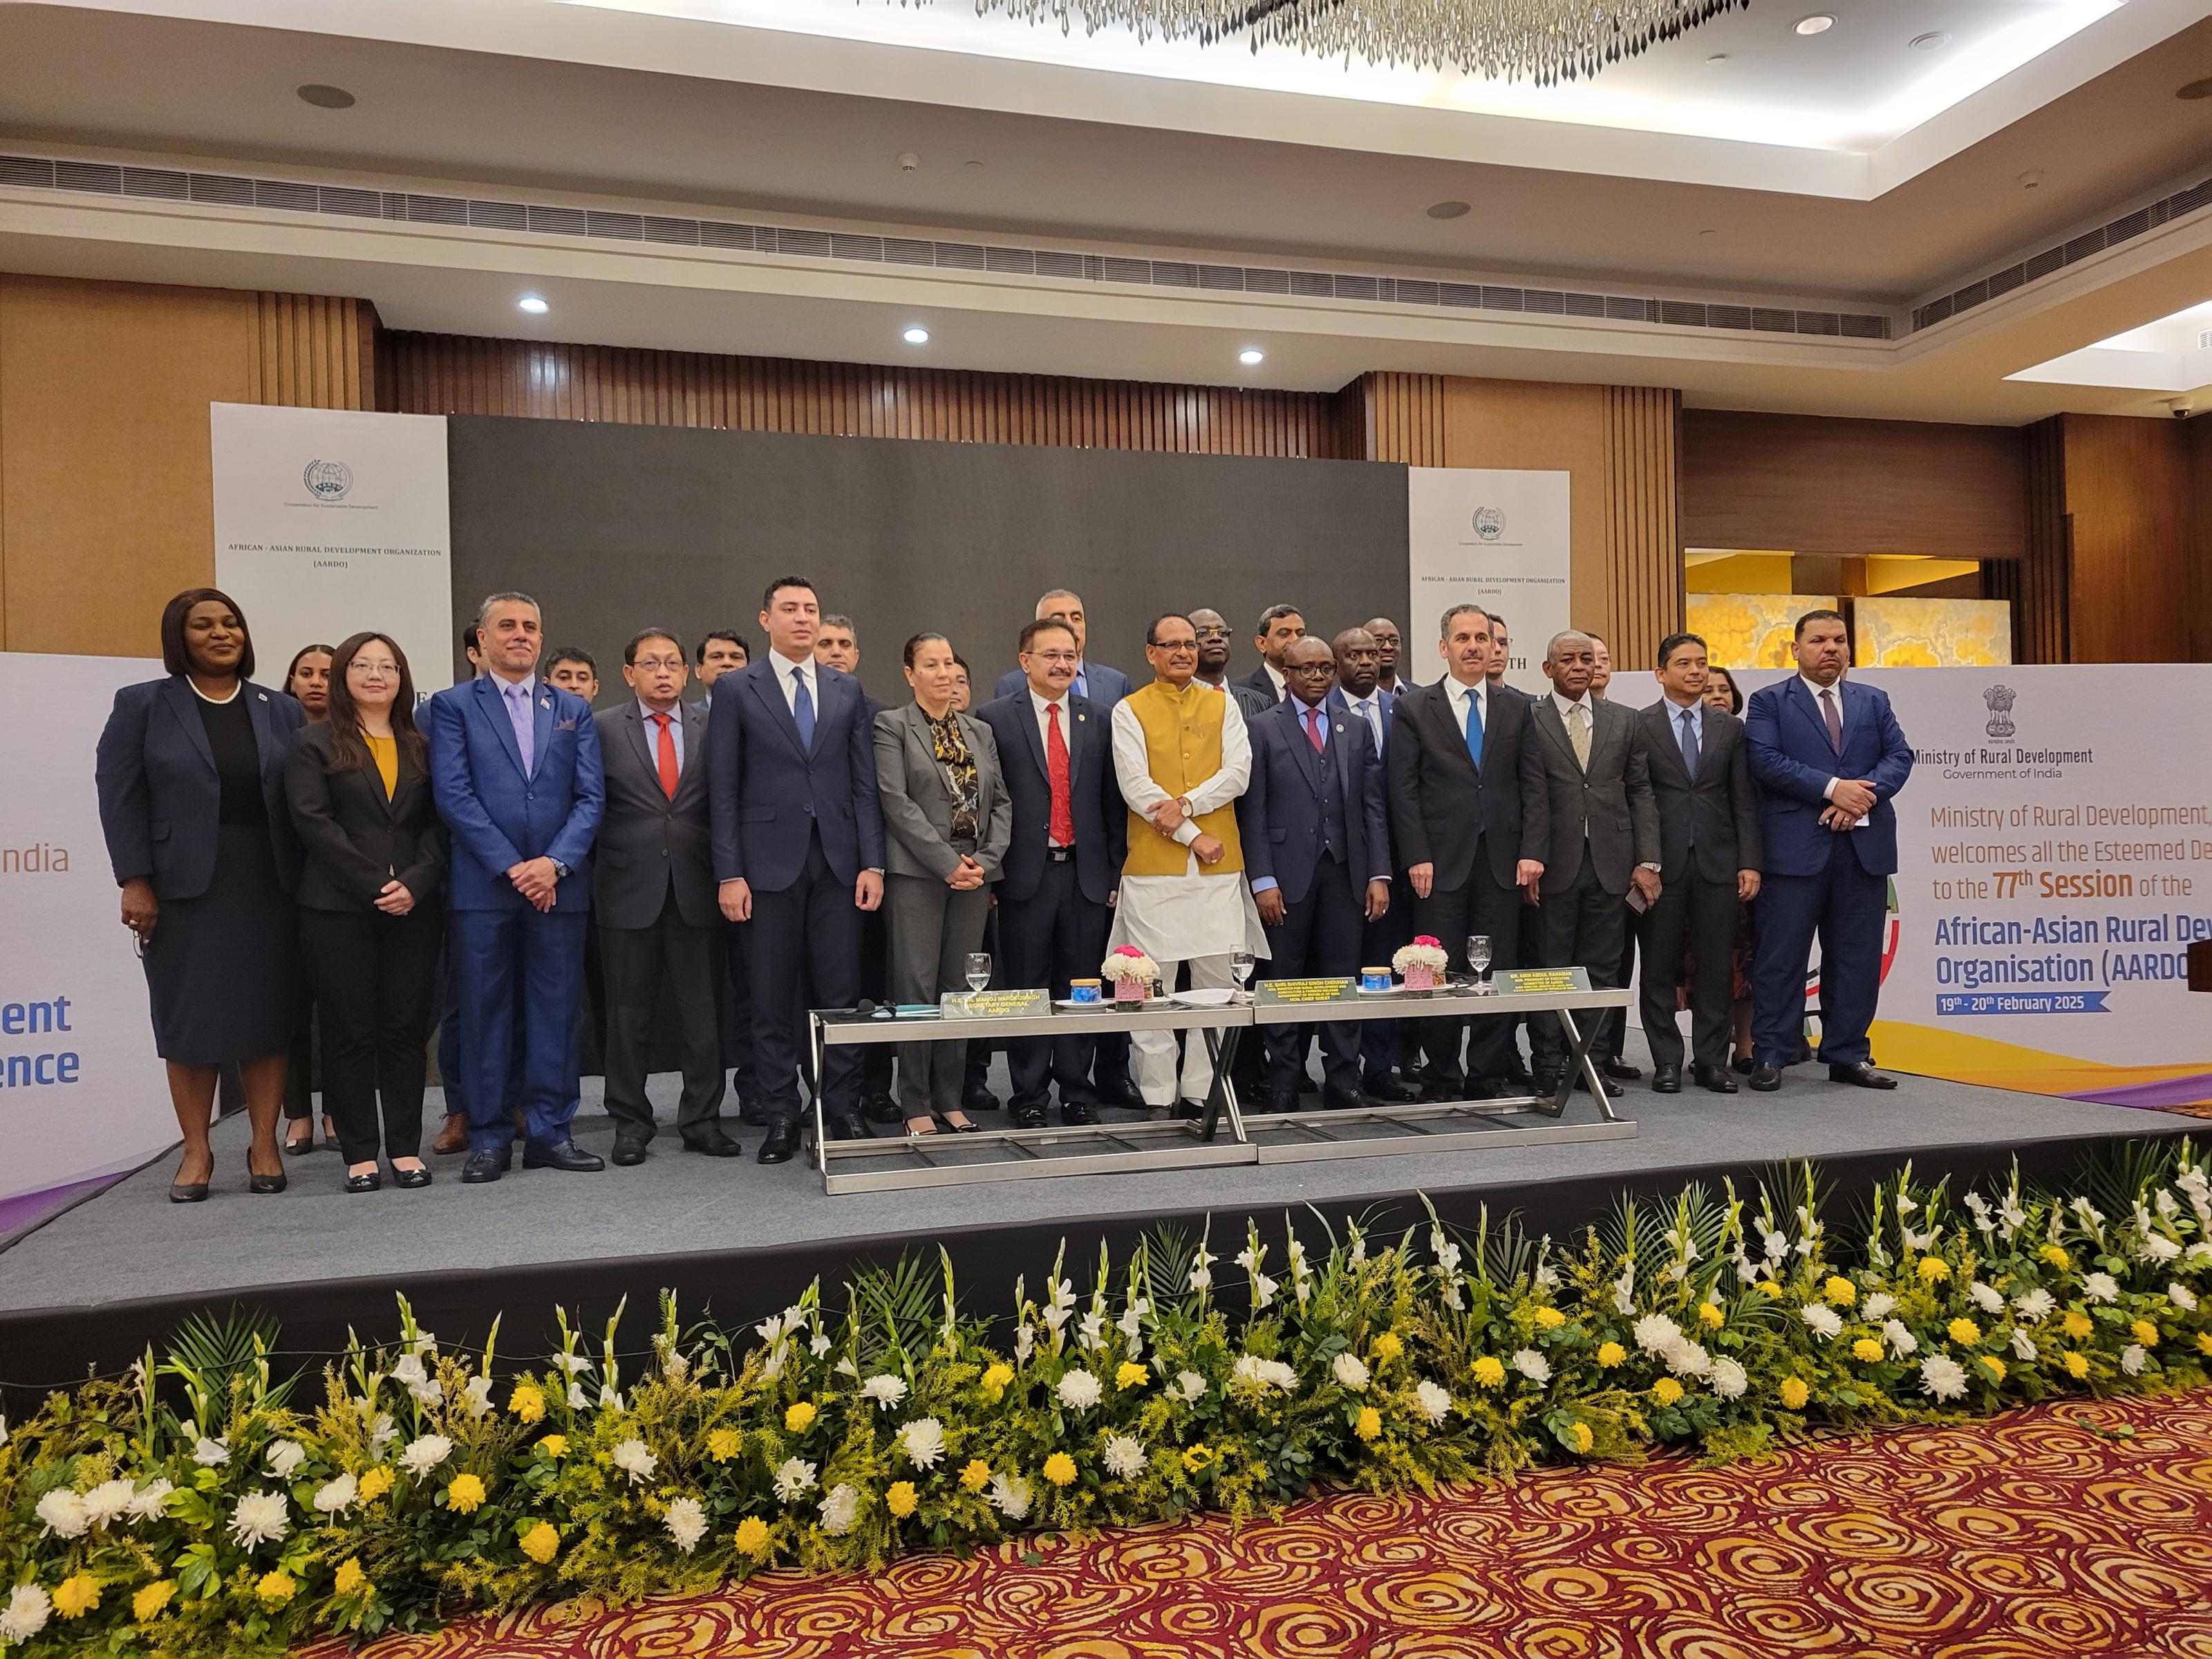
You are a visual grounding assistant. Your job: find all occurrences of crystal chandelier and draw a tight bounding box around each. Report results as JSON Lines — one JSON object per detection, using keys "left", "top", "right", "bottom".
{"left": 965, "top": 0, "right": 1752, "bottom": 85}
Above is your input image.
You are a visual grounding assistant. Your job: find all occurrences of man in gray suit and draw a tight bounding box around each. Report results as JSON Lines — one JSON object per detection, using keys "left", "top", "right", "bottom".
{"left": 1636, "top": 632, "right": 1762, "bottom": 1096}
{"left": 594, "top": 628, "right": 736, "bottom": 1163}
{"left": 1526, "top": 630, "right": 1660, "bottom": 1096}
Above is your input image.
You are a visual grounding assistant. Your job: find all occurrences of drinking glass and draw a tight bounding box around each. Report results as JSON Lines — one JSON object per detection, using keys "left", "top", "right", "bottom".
{"left": 1229, "top": 949, "right": 1256, "bottom": 1001}
{"left": 1466, "top": 935, "right": 1493, "bottom": 993}
{"left": 966, "top": 953, "right": 992, "bottom": 993}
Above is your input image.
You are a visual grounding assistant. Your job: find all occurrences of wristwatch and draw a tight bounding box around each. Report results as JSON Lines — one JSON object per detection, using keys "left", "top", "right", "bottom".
{"left": 550, "top": 859, "right": 570, "bottom": 880}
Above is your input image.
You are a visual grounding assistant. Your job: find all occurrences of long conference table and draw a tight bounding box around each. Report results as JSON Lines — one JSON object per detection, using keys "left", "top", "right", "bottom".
{"left": 805, "top": 971, "right": 1634, "bottom": 1195}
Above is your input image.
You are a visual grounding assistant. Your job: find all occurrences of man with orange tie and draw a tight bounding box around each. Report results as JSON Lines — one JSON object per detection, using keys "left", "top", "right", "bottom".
{"left": 592, "top": 628, "right": 735, "bottom": 1163}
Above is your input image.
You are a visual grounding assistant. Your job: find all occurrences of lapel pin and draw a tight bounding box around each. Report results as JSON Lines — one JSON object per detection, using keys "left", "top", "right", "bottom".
{"left": 540, "top": 697, "right": 552, "bottom": 710}
{"left": 257, "top": 691, "right": 268, "bottom": 701}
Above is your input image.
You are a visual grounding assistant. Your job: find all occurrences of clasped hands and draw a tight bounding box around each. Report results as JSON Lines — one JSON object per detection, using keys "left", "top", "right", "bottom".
{"left": 1145, "top": 796, "right": 1226, "bottom": 866}
{"left": 506, "top": 856, "right": 561, "bottom": 912}
{"left": 1821, "top": 778, "right": 1878, "bottom": 832}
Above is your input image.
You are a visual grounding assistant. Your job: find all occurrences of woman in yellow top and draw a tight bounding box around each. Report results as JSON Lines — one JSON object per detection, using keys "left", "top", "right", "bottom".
{"left": 283, "top": 632, "right": 449, "bottom": 1192}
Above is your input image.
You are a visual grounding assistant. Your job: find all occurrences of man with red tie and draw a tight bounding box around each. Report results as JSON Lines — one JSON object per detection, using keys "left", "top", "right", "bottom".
{"left": 591, "top": 628, "right": 735, "bottom": 1163}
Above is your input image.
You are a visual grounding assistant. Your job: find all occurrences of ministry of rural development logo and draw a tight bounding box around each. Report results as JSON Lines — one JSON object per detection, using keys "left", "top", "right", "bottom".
{"left": 1471, "top": 507, "right": 1505, "bottom": 542}
{"left": 302, "top": 459, "right": 353, "bottom": 502}
{"left": 1982, "top": 684, "right": 2017, "bottom": 740}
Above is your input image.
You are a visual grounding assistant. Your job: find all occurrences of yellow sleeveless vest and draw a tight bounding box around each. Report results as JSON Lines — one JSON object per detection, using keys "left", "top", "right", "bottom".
{"left": 1123, "top": 680, "right": 1245, "bottom": 879}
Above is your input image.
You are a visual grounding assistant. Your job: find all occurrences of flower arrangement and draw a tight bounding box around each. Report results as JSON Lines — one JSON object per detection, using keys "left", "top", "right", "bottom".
{"left": 1099, "top": 946, "right": 1159, "bottom": 1002}
{"left": 1391, "top": 935, "right": 1449, "bottom": 991}
{"left": 3, "top": 1144, "right": 2211, "bottom": 1656}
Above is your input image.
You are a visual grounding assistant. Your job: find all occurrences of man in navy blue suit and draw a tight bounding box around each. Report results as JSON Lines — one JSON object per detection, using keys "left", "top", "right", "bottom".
{"left": 709, "top": 575, "right": 887, "bottom": 1164}
{"left": 992, "top": 588, "right": 1131, "bottom": 709}
{"left": 1326, "top": 624, "right": 1419, "bottom": 1102}
{"left": 1743, "top": 608, "right": 1914, "bottom": 1094}
{"left": 1241, "top": 637, "right": 1394, "bottom": 1112}
{"left": 424, "top": 592, "right": 606, "bottom": 1183}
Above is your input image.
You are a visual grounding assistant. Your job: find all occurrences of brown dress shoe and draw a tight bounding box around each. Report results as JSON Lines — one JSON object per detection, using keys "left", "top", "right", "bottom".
{"left": 432, "top": 1114, "right": 469, "bottom": 1154}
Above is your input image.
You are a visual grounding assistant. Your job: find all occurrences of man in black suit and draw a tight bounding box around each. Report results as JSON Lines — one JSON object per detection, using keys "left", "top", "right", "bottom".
{"left": 1239, "top": 637, "right": 1392, "bottom": 1111}
{"left": 592, "top": 629, "right": 736, "bottom": 1164}
{"left": 976, "top": 619, "right": 1126, "bottom": 1128}
{"left": 1637, "top": 632, "right": 1762, "bottom": 1095}
{"left": 693, "top": 630, "right": 762, "bottom": 1124}
{"left": 1326, "top": 625, "right": 1416, "bottom": 1102}
{"left": 1366, "top": 616, "right": 1405, "bottom": 695}
{"left": 708, "top": 575, "right": 885, "bottom": 1164}
{"left": 1387, "top": 603, "right": 1546, "bottom": 1098}
{"left": 1526, "top": 630, "right": 1660, "bottom": 1095}
{"left": 1234, "top": 603, "right": 1305, "bottom": 714}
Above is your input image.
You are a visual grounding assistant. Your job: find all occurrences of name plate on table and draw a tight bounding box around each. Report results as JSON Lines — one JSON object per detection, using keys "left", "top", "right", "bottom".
{"left": 1490, "top": 966, "right": 1592, "bottom": 996}
{"left": 940, "top": 989, "right": 1051, "bottom": 1020}
{"left": 1256, "top": 977, "right": 1358, "bottom": 1007}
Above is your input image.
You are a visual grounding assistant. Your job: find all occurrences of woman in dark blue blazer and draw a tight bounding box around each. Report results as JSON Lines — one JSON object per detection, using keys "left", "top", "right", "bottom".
{"left": 95, "top": 589, "right": 306, "bottom": 1201}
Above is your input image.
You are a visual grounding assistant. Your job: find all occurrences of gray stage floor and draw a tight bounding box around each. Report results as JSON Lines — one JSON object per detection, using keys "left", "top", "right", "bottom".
{"left": 0, "top": 1031, "right": 2185, "bottom": 1317}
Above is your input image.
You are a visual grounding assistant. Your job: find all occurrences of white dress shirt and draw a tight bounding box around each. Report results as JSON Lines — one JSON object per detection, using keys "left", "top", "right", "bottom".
{"left": 1801, "top": 673, "right": 1847, "bottom": 800}
{"left": 1441, "top": 674, "right": 1489, "bottom": 743}
{"left": 1340, "top": 687, "right": 1387, "bottom": 756}
{"left": 1262, "top": 661, "right": 1287, "bottom": 702}
{"left": 1549, "top": 688, "right": 1595, "bottom": 730}
{"left": 770, "top": 648, "right": 817, "bottom": 715}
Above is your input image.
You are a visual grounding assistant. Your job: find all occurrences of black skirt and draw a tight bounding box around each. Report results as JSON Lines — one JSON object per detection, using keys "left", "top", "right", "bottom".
{"left": 141, "top": 823, "right": 300, "bottom": 1065}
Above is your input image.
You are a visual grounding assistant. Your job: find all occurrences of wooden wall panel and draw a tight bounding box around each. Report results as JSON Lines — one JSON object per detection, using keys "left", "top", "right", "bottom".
{"left": 1346, "top": 371, "right": 1447, "bottom": 466}
{"left": 1682, "top": 410, "right": 2025, "bottom": 564}
{"left": 1990, "top": 415, "right": 2068, "bottom": 664}
{"left": 2061, "top": 412, "right": 2192, "bottom": 664}
{"left": 250, "top": 293, "right": 375, "bottom": 410}
{"left": 1604, "top": 384, "right": 1684, "bottom": 673}
{"left": 2191, "top": 413, "right": 2212, "bottom": 664}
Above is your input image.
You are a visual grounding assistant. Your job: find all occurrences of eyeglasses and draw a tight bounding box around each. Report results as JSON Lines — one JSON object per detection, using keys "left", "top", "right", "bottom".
{"left": 1029, "top": 650, "right": 1080, "bottom": 666}
{"left": 1192, "top": 625, "right": 1230, "bottom": 639}
{"left": 1285, "top": 663, "right": 1334, "bottom": 677}
{"left": 1152, "top": 640, "right": 1198, "bottom": 654}
{"left": 632, "top": 657, "right": 686, "bottom": 672}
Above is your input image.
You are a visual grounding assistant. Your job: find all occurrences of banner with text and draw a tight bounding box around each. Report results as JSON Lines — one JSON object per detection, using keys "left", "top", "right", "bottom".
{"left": 0, "top": 654, "right": 174, "bottom": 1212}
{"left": 1407, "top": 467, "right": 1570, "bottom": 694}
{"left": 212, "top": 404, "right": 454, "bottom": 697}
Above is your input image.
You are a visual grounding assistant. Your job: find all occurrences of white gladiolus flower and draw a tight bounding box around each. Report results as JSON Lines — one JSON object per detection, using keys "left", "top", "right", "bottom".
{"left": 1708, "top": 1358, "right": 1748, "bottom": 1400}
{"left": 227, "top": 1489, "right": 291, "bottom": 1549}
{"left": 2169, "top": 1283, "right": 2198, "bottom": 1311}
{"left": 1014, "top": 1324, "right": 1036, "bottom": 1363}
{"left": 1511, "top": 1349, "right": 1552, "bottom": 1384}
{"left": 551, "top": 1351, "right": 593, "bottom": 1376}
{"left": 2012, "top": 1288, "right": 2056, "bottom": 1322}
{"left": 1102, "top": 1435, "right": 1147, "bottom": 1481}
{"left": 1999, "top": 1201, "right": 2027, "bottom": 1237}
{"left": 1612, "top": 1266, "right": 1636, "bottom": 1315}
{"left": 898, "top": 1418, "right": 947, "bottom": 1469}
{"left": 987, "top": 1472, "right": 1033, "bottom": 1520}
{"left": 191, "top": 1436, "right": 230, "bottom": 1467}
{"left": 1430, "top": 1232, "right": 1462, "bottom": 1277}
{"left": 772, "top": 1458, "right": 817, "bottom": 1501}
{"left": 662, "top": 1349, "right": 690, "bottom": 1383}
{"left": 2137, "top": 1233, "right": 2182, "bottom": 1264}
{"left": 1, "top": 1584, "right": 52, "bottom": 1643}
{"left": 2083, "top": 1273, "right": 2120, "bottom": 1304}
{"left": 465, "top": 1376, "right": 496, "bottom": 1417}
{"left": 810, "top": 1333, "right": 832, "bottom": 1357}
{"left": 1968, "top": 1282, "right": 2005, "bottom": 1315}
{"left": 1800, "top": 1304, "right": 1844, "bottom": 1339}
{"left": 1632, "top": 1314, "right": 1683, "bottom": 1357}
{"left": 819, "top": 1483, "right": 861, "bottom": 1537}
{"left": 0, "top": 1415, "right": 7, "bottom": 1449}
{"left": 81, "top": 1479, "right": 136, "bottom": 1529}
{"left": 610, "top": 1439, "right": 658, "bottom": 1484}
{"left": 1249, "top": 1272, "right": 1279, "bottom": 1309}
{"left": 1331, "top": 1353, "right": 1371, "bottom": 1391}
{"left": 391, "top": 1353, "right": 427, "bottom": 1388}
{"left": 2121, "top": 1344, "right": 2148, "bottom": 1377}
{"left": 265, "top": 1438, "right": 306, "bottom": 1479}
{"left": 1533, "top": 1262, "right": 1559, "bottom": 1292}
{"left": 1918, "top": 1355, "right": 1968, "bottom": 1401}
{"left": 35, "top": 1488, "right": 90, "bottom": 1539}
{"left": 313, "top": 1472, "right": 359, "bottom": 1515}
{"left": 664, "top": 1496, "right": 707, "bottom": 1553}
{"left": 1172, "top": 1371, "right": 1208, "bottom": 1403}
{"left": 860, "top": 1374, "right": 910, "bottom": 1411}
{"left": 1078, "top": 1311, "right": 1106, "bottom": 1351}
{"left": 1414, "top": 1380, "right": 1452, "bottom": 1425}
{"left": 1882, "top": 1319, "right": 1919, "bottom": 1357}
{"left": 1862, "top": 1292, "right": 1897, "bottom": 1321}
{"left": 399, "top": 1434, "right": 453, "bottom": 1477}
{"left": 129, "top": 1479, "right": 174, "bottom": 1521}
{"left": 2009, "top": 1328, "right": 2038, "bottom": 1362}
{"left": 1189, "top": 1266, "right": 1212, "bottom": 1293}
{"left": 568, "top": 1382, "right": 591, "bottom": 1408}
{"left": 1057, "top": 1369, "right": 1103, "bottom": 1412}
{"left": 1761, "top": 1229, "right": 1788, "bottom": 1264}
{"left": 597, "top": 1387, "right": 625, "bottom": 1414}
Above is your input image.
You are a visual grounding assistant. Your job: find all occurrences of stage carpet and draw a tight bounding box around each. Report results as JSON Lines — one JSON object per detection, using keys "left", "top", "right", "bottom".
{"left": 297, "top": 1386, "right": 2212, "bottom": 1659}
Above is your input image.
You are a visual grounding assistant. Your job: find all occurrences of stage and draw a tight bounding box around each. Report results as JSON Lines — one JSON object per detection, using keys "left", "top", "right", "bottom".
{"left": 0, "top": 1032, "right": 2188, "bottom": 1398}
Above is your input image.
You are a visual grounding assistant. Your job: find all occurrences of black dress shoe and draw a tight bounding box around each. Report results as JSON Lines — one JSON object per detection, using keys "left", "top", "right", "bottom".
{"left": 391, "top": 1164, "right": 433, "bottom": 1188}
{"left": 1096, "top": 1076, "right": 1147, "bottom": 1110}
{"left": 168, "top": 1180, "right": 209, "bottom": 1203}
{"left": 1363, "top": 1074, "right": 1421, "bottom": 1103}
{"left": 1828, "top": 1062, "right": 1900, "bottom": 1090}
{"left": 1573, "top": 1072, "right": 1626, "bottom": 1099}
{"left": 961, "top": 1082, "right": 1002, "bottom": 1116}
{"left": 1748, "top": 1065, "right": 1783, "bottom": 1093}
{"left": 1173, "top": 1098, "right": 1206, "bottom": 1121}
{"left": 1600, "top": 1058, "right": 1643, "bottom": 1082}
{"left": 757, "top": 1121, "right": 800, "bottom": 1164}
{"left": 862, "top": 1094, "right": 905, "bottom": 1125}
{"left": 1297, "top": 1074, "right": 1319, "bottom": 1096}
{"left": 1011, "top": 1102, "right": 1047, "bottom": 1130}
{"left": 1530, "top": 1070, "right": 1567, "bottom": 1099}
{"left": 610, "top": 1136, "right": 649, "bottom": 1167}
{"left": 344, "top": 1170, "right": 382, "bottom": 1194}
{"left": 461, "top": 1147, "right": 511, "bottom": 1183}
{"left": 1321, "top": 1085, "right": 1376, "bottom": 1112}
{"left": 1058, "top": 1099, "right": 1100, "bottom": 1127}
{"left": 736, "top": 1097, "right": 769, "bottom": 1127}
{"left": 1694, "top": 1063, "right": 1739, "bottom": 1095}
{"left": 1419, "top": 1076, "right": 1467, "bottom": 1103}
{"left": 825, "top": 1110, "right": 873, "bottom": 1141}
{"left": 1651, "top": 1065, "right": 1683, "bottom": 1094}
{"left": 1731, "top": 1056, "right": 1755, "bottom": 1077}
{"left": 248, "top": 1167, "right": 288, "bottom": 1195}
{"left": 522, "top": 1140, "right": 604, "bottom": 1172}
{"left": 682, "top": 1126, "right": 745, "bottom": 1157}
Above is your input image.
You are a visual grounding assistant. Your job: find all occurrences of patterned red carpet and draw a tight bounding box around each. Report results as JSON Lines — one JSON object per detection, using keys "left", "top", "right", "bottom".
{"left": 306, "top": 1388, "right": 2212, "bottom": 1659}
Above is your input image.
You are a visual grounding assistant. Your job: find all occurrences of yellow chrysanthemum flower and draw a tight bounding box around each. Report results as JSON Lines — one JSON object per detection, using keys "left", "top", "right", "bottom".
{"left": 2195, "top": 1331, "right": 2212, "bottom": 1358}
{"left": 1779, "top": 1376, "right": 1810, "bottom": 1411}
{"left": 445, "top": 1472, "right": 487, "bottom": 1514}
{"left": 733, "top": 1515, "right": 773, "bottom": 1558}
{"left": 255, "top": 1571, "right": 297, "bottom": 1607}
{"left": 2041, "top": 1244, "right": 2071, "bottom": 1270}
{"left": 53, "top": 1575, "right": 100, "bottom": 1619}
{"left": 1533, "top": 1306, "right": 1566, "bottom": 1330}
{"left": 1697, "top": 1303, "right": 1725, "bottom": 1331}
{"left": 536, "top": 1435, "right": 568, "bottom": 1461}
{"left": 133, "top": 1580, "right": 176, "bottom": 1622}
{"left": 1042, "top": 1452, "right": 1078, "bottom": 1488}
{"left": 2061, "top": 1311, "right": 2094, "bottom": 1341}
{"left": 1595, "top": 1341, "right": 1627, "bottom": 1369}
{"left": 959, "top": 1459, "right": 992, "bottom": 1492}
{"left": 520, "top": 1521, "right": 559, "bottom": 1564}
{"left": 1852, "top": 1338, "right": 1886, "bottom": 1363}
{"left": 1181, "top": 1443, "right": 1215, "bottom": 1473}
{"left": 784, "top": 1401, "right": 817, "bottom": 1434}
{"left": 886, "top": 1481, "right": 919, "bottom": 1519}
{"left": 1918, "top": 1257, "right": 1951, "bottom": 1283}
{"left": 1756, "top": 1280, "right": 1784, "bottom": 1298}
{"left": 2131, "top": 1320, "right": 2160, "bottom": 1348}
{"left": 981, "top": 1362, "right": 1015, "bottom": 1400}
{"left": 332, "top": 1558, "right": 366, "bottom": 1598}
{"left": 1568, "top": 1421, "right": 1595, "bottom": 1454}
{"left": 1354, "top": 1407, "right": 1381, "bottom": 1442}
{"left": 507, "top": 1380, "right": 546, "bottom": 1424}
{"left": 1824, "top": 1276, "right": 1857, "bottom": 1306}
{"left": 2063, "top": 1351, "right": 2090, "bottom": 1379}
{"left": 1116, "top": 1361, "right": 1149, "bottom": 1391}
{"left": 1372, "top": 1332, "right": 1404, "bottom": 1364}
{"left": 707, "top": 1428, "right": 743, "bottom": 1463}
{"left": 357, "top": 1465, "right": 395, "bottom": 1501}
{"left": 1652, "top": 1377, "right": 1685, "bottom": 1407}
{"left": 1947, "top": 1318, "right": 1982, "bottom": 1347}
{"left": 1980, "top": 1355, "right": 2007, "bottom": 1382}
{"left": 1472, "top": 1356, "right": 1506, "bottom": 1389}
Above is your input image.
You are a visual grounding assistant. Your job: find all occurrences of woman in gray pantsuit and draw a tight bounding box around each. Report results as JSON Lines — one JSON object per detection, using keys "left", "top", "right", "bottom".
{"left": 875, "top": 634, "right": 1012, "bottom": 1136}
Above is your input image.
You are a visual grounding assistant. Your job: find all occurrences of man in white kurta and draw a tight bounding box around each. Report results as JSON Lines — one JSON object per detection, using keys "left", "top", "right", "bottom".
{"left": 1109, "top": 613, "right": 1269, "bottom": 1112}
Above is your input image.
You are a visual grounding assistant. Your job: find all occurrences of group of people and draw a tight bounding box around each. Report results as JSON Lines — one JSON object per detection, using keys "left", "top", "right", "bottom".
{"left": 95, "top": 577, "right": 1911, "bottom": 1199}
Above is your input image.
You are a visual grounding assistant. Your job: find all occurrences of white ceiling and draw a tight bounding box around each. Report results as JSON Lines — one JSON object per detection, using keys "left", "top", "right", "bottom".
{"left": 2008, "top": 297, "right": 2212, "bottom": 395}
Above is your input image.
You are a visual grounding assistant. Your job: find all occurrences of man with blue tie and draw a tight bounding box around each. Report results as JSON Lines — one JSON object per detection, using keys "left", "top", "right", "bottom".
{"left": 424, "top": 592, "right": 606, "bottom": 1183}
{"left": 1743, "top": 609, "right": 1914, "bottom": 1094}
{"left": 709, "top": 575, "right": 887, "bottom": 1163}
{"left": 1327, "top": 624, "right": 1417, "bottom": 1101}
{"left": 992, "top": 589, "right": 1132, "bottom": 709}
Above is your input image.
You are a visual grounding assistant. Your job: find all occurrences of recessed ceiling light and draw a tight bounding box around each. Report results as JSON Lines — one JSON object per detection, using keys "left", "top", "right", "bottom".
{"left": 1794, "top": 14, "right": 1835, "bottom": 35}
{"left": 516, "top": 295, "right": 548, "bottom": 315}
{"left": 295, "top": 84, "right": 355, "bottom": 109}
{"left": 1426, "top": 200, "right": 1471, "bottom": 220}
{"left": 1698, "top": 228, "right": 1718, "bottom": 238}
{"left": 2180, "top": 77, "right": 2212, "bottom": 101}
{"left": 2017, "top": 170, "right": 2043, "bottom": 191}
{"left": 1909, "top": 31, "right": 1950, "bottom": 51}
{"left": 1705, "top": 53, "right": 1730, "bottom": 62}
{"left": 902, "top": 326, "right": 930, "bottom": 344}
{"left": 1239, "top": 348, "right": 1266, "bottom": 366}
